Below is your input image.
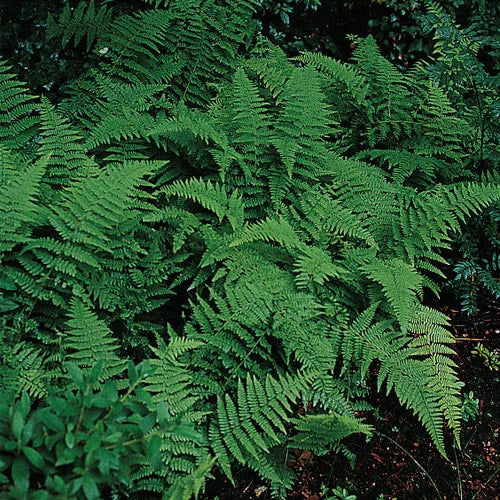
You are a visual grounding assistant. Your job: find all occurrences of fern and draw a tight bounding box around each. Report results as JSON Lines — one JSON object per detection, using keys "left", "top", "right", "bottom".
{"left": 37, "top": 97, "right": 96, "bottom": 189}
{"left": 163, "top": 178, "right": 244, "bottom": 230}
{"left": 230, "top": 217, "right": 302, "bottom": 249}
{"left": 0, "top": 153, "right": 46, "bottom": 256}
{"left": 363, "top": 258, "right": 423, "bottom": 333}
{"left": 295, "top": 52, "right": 369, "bottom": 108}
{"left": 46, "top": 0, "right": 114, "bottom": 52}
{"left": 163, "top": 455, "right": 216, "bottom": 500}
{"left": 2, "top": 4, "right": 498, "bottom": 495}
{"left": 136, "top": 334, "right": 210, "bottom": 496}
{"left": 209, "top": 373, "right": 304, "bottom": 481}
{"left": 0, "top": 60, "right": 38, "bottom": 156}
{"left": 64, "top": 297, "right": 126, "bottom": 380}
{"left": 355, "top": 307, "right": 462, "bottom": 456}
{"left": 146, "top": 333, "right": 203, "bottom": 417}
{"left": 0, "top": 343, "right": 50, "bottom": 398}
{"left": 17, "top": 161, "right": 158, "bottom": 309}
{"left": 289, "top": 413, "right": 373, "bottom": 455}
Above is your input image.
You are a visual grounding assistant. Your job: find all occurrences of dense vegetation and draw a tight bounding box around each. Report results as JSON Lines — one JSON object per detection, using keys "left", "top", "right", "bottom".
{"left": 0, "top": 1, "right": 498, "bottom": 498}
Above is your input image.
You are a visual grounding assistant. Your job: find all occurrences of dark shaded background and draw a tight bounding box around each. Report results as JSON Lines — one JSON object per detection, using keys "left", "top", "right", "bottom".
{"left": 1, "top": 0, "right": 498, "bottom": 96}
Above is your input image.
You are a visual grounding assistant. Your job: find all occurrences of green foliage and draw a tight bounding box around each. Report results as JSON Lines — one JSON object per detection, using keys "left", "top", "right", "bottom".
{"left": 257, "top": 0, "right": 499, "bottom": 70}
{"left": 64, "top": 298, "right": 126, "bottom": 379}
{"left": 321, "top": 484, "right": 358, "bottom": 500}
{"left": 289, "top": 413, "right": 373, "bottom": 455}
{"left": 1, "top": 1, "right": 499, "bottom": 497}
{"left": 46, "top": 0, "right": 114, "bottom": 52}
{"left": 421, "top": 3, "right": 500, "bottom": 312}
{"left": 461, "top": 390, "right": 480, "bottom": 422}
{"left": 472, "top": 343, "right": 500, "bottom": 371}
{"left": 0, "top": 60, "right": 38, "bottom": 156}
{"left": 210, "top": 373, "right": 306, "bottom": 485}
{"left": 37, "top": 97, "right": 96, "bottom": 188}
{"left": 0, "top": 362, "right": 180, "bottom": 499}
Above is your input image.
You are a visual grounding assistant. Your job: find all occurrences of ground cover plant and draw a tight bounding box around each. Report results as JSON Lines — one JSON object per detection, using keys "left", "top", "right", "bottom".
{"left": 0, "top": 1, "right": 499, "bottom": 498}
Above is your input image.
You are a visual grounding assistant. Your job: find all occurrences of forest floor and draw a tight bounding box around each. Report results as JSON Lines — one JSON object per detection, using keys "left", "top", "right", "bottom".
{"left": 203, "top": 294, "right": 500, "bottom": 500}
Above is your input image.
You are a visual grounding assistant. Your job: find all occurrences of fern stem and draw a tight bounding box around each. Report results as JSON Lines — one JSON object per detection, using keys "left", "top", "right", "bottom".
{"left": 91, "top": 374, "right": 145, "bottom": 432}
{"left": 453, "top": 445, "right": 463, "bottom": 500}
{"left": 221, "top": 335, "right": 265, "bottom": 391}
{"left": 81, "top": 374, "right": 146, "bottom": 443}
{"left": 374, "top": 431, "right": 443, "bottom": 500}
{"left": 462, "top": 428, "right": 478, "bottom": 451}
{"left": 75, "top": 380, "right": 92, "bottom": 435}
{"left": 104, "top": 429, "right": 163, "bottom": 451}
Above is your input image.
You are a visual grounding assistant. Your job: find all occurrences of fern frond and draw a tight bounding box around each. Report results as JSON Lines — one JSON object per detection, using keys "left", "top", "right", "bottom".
{"left": 296, "top": 52, "right": 369, "bottom": 107}
{"left": 0, "top": 59, "right": 38, "bottom": 156}
{"left": 363, "top": 258, "right": 423, "bottom": 333}
{"left": 37, "top": 97, "right": 96, "bottom": 189}
{"left": 272, "top": 66, "right": 331, "bottom": 179}
{"left": 351, "top": 36, "right": 414, "bottom": 145}
{"left": 440, "top": 182, "right": 500, "bottom": 221}
{"left": 296, "top": 183, "right": 377, "bottom": 246}
{"left": 64, "top": 297, "right": 125, "bottom": 380}
{"left": 289, "top": 413, "right": 373, "bottom": 454}
{"left": 362, "top": 322, "right": 461, "bottom": 456}
{"left": 146, "top": 333, "right": 203, "bottom": 417}
{"left": 0, "top": 154, "right": 46, "bottom": 255}
{"left": 163, "top": 178, "right": 244, "bottom": 230}
{"left": 46, "top": 0, "right": 114, "bottom": 52}
{"left": 17, "top": 160, "right": 159, "bottom": 309}
{"left": 209, "top": 373, "right": 305, "bottom": 481}
{"left": 229, "top": 217, "right": 302, "bottom": 249}
{"left": 163, "top": 455, "right": 216, "bottom": 500}
{"left": 217, "top": 67, "right": 272, "bottom": 182}
{"left": 292, "top": 248, "right": 344, "bottom": 293}
{"left": 0, "top": 343, "right": 49, "bottom": 399}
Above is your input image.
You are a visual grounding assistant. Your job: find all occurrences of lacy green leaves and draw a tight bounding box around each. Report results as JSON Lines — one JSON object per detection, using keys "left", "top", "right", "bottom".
{"left": 1, "top": 1, "right": 499, "bottom": 497}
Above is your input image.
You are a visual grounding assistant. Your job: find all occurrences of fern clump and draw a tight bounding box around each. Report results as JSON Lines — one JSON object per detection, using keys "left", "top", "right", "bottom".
{"left": 1, "top": 1, "right": 499, "bottom": 498}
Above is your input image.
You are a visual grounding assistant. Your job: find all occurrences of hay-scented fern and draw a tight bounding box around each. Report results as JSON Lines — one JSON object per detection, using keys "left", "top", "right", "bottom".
{"left": 1, "top": 1, "right": 499, "bottom": 498}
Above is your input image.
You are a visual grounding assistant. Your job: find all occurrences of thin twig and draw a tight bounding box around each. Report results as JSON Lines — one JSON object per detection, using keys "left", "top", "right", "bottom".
{"left": 471, "top": 465, "right": 500, "bottom": 500}
{"left": 463, "top": 428, "right": 478, "bottom": 452}
{"left": 454, "top": 338, "right": 490, "bottom": 342}
{"left": 375, "top": 431, "right": 443, "bottom": 500}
